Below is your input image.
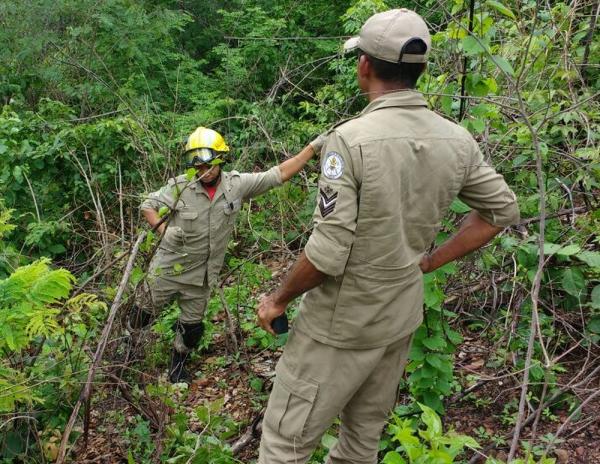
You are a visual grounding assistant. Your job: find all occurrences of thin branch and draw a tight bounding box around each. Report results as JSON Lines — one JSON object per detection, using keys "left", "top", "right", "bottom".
{"left": 56, "top": 232, "right": 147, "bottom": 464}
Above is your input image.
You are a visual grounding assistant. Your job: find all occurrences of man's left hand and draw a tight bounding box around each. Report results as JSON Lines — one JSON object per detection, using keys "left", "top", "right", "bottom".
{"left": 257, "top": 294, "right": 287, "bottom": 336}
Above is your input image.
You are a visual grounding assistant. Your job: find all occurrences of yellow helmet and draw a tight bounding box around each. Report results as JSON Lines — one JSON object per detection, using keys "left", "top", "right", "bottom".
{"left": 184, "top": 127, "right": 230, "bottom": 166}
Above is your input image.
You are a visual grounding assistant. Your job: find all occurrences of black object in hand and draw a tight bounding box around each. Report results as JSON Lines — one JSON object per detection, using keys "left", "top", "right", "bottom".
{"left": 271, "top": 313, "right": 289, "bottom": 334}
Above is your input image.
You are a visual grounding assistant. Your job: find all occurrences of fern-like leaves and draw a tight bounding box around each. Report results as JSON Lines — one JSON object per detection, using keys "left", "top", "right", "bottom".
{"left": 0, "top": 258, "right": 75, "bottom": 352}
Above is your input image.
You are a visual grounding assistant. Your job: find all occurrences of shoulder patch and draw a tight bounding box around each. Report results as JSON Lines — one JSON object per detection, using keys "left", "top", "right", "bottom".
{"left": 322, "top": 152, "right": 344, "bottom": 180}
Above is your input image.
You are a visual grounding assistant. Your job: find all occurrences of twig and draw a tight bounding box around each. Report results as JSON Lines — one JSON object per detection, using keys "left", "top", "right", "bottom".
{"left": 581, "top": 1, "right": 599, "bottom": 82}
{"left": 544, "top": 389, "right": 600, "bottom": 454}
{"left": 444, "top": 275, "right": 509, "bottom": 305}
{"left": 217, "top": 287, "right": 240, "bottom": 354}
{"left": 517, "top": 206, "right": 589, "bottom": 226}
{"left": 23, "top": 171, "right": 41, "bottom": 222}
{"left": 458, "top": 0, "right": 475, "bottom": 121}
{"left": 118, "top": 161, "right": 125, "bottom": 247}
{"left": 72, "top": 213, "right": 170, "bottom": 297}
{"left": 230, "top": 410, "right": 264, "bottom": 456}
{"left": 508, "top": 2, "right": 551, "bottom": 456}
{"left": 104, "top": 372, "right": 161, "bottom": 429}
{"left": 56, "top": 232, "right": 147, "bottom": 464}
{"left": 70, "top": 110, "right": 125, "bottom": 122}
{"left": 555, "top": 178, "right": 576, "bottom": 226}
{"left": 468, "top": 361, "right": 600, "bottom": 463}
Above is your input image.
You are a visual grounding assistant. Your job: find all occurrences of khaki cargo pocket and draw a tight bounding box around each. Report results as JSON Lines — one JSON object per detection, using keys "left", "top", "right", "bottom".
{"left": 161, "top": 226, "right": 184, "bottom": 248}
{"left": 222, "top": 199, "right": 242, "bottom": 224}
{"left": 265, "top": 362, "right": 318, "bottom": 440}
{"left": 179, "top": 209, "right": 199, "bottom": 233}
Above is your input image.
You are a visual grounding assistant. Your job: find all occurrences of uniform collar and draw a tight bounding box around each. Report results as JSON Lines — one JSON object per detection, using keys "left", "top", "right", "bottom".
{"left": 360, "top": 89, "right": 427, "bottom": 115}
{"left": 189, "top": 172, "right": 225, "bottom": 198}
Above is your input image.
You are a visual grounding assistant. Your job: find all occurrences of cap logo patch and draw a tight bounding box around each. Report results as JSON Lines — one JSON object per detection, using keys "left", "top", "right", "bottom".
{"left": 318, "top": 187, "right": 338, "bottom": 217}
{"left": 323, "top": 152, "right": 344, "bottom": 180}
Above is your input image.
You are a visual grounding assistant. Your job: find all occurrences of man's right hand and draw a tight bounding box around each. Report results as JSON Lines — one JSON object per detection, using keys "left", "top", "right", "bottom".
{"left": 257, "top": 294, "right": 287, "bottom": 336}
{"left": 419, "top": 253, "right": 433, "bottom": 273}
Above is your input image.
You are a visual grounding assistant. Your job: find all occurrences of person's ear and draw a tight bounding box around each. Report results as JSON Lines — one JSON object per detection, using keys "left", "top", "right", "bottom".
{"left": 357, "top": 54, "right": 370, "bottom": 79}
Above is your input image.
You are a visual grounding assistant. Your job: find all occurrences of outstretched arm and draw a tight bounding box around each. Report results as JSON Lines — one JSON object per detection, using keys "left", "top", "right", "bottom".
{"left": 278, "top": 134, "right": 326, "bottom": 182}
{"left": 420, "top": 210, "right": 503, "bottom": 273}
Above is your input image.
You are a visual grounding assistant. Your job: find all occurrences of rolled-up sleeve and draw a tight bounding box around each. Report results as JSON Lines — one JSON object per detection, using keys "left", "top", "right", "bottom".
{"left": 140, "top": 182, "right": 176, "bottom": 211}
{"left": 239, "top": 165, "right": 283, "bottom": 200}
{"left": 304, "top": 131, "right": 359, "bottom": 276}
{"left": 458, "top": 140, "right": 520, "bottom": 227}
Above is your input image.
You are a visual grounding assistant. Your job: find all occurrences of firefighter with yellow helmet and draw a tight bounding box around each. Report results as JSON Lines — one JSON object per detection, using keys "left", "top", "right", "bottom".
{"left": 131, "top": 127, "right": 324, "bottom": 383}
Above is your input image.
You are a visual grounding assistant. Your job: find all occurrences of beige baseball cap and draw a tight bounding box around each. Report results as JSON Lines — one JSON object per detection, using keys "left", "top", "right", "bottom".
{"left": 344, "top": 9, "right": 431, "bottom": 64}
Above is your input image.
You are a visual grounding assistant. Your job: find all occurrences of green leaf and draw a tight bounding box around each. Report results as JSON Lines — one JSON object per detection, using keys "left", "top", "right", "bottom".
{"left": 410, "top": 344, "right": 426, "bottom": 361}
{"left": 450, "top": 198, "right": 471, "bottom": 214}
{"left": 588, "top": 315, "right": 600, "bottom": 333}
{"left": 462, "top": 36, "right": 487, "bottom": 55}
{"left": 209, "top": 397, "right": 224, "bottom": 414}
{"left": 48, "top": 244, "right": 66, "bottom": 254}
{"left": 447, "top": 329, "right": 463, "bottom": 345}
{"left": 576, "top": 251, "right": 600, "bottom": 268}
{"left": 491, "top": 55, "right": 515, "bottom": 76}
{"left": 465, "top": 73, "right": 491, "bottom": 97}
{"left": 249, "top": 377, "right": 263, "bottom": 392}
{"left": 173, "top": 263, "right": 184, "bottom": 274}
{"left": 158, "top": 206, "right": 170, "bottom": 218}
{"left": 418, "top": 402, "right": 443, "bottom": 437}
{"left": 543, "top": 243, "right": 562, "bottom": 255}
{"left": 321, "top": 433, "right": 337, "bottom": 450}
{"left": 557, "top": 244, "right": 581, "bottom": 256}
{"left": 425, "top": 353, "right": 444, "bottom": 369}
{"left": 422, "top": 391, "right": 444, "bottom": 413}
{"left": 422, "top": 336, "right": 447, "bottom": 350}
{"left": 470, "top": 118, "right": 486, "bottom": 133}
{"left": 195, "top": 405, "right": 209, "bottom": 423}
{"left": 486, "top": 0, "right": 516, "bottom": 19}
{"left": 590, "top": 285, "right": 600, "bottom": 309}
{"left": 12, "top": 166, "right": 23, "bottom": 184}
{"left": 185, "top": 167, "right": 197, "bottom": 181}
{"left": 130, "top": 266, "right": 144, "bottom": 286}
{"left": 382, "top": 451, "right": 407, "bottom": 464}
{"left": 561, "top": 268, "right": 586, "bottom": 298}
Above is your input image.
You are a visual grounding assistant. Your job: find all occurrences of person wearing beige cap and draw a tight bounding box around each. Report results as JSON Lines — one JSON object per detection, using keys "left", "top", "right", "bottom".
{"left": 256, "top": 8, "right": 519, "bottom": 463}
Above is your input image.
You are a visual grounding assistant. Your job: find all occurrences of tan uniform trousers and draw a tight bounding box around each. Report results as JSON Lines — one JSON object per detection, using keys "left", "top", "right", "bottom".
{"left": 138, "top": 276, "right": 211, "bottom": 324}
{"left": 259, "top": 329, "right": 413, "bottom": 464}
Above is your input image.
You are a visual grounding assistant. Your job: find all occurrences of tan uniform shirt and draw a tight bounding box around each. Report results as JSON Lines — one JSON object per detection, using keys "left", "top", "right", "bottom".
{"left": 296, "top": 90, "right": 520, "bottom": 349}
{"left": 141, "top": 166, "right": 282, "bottom": 286}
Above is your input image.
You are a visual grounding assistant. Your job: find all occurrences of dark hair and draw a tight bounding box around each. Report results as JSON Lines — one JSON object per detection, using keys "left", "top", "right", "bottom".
{"left": 359, "top": 39, "right": 427, "bottom": 88}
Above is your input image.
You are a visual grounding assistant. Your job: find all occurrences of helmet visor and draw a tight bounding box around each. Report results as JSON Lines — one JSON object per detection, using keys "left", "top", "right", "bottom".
{"left": 186, "top": 148, "right": 225, "bottom": 167}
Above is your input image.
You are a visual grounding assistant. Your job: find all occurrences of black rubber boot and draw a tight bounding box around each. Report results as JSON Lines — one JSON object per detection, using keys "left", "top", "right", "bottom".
{"left": 168, "top": 350, "right": 191, "bottom": 383}
{"left": 168, "top": 321, "right": 204, "bottom": 384}
{"left": 126, "top": 306, "right": 153, "bottom": 332}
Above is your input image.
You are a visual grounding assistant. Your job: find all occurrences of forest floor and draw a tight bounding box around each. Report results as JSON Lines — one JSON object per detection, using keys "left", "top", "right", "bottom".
{"left": 73, "top": 335, "right": 600, "bottom": 464}
{"left": 72, "top": 257, "right": 600, "bottom": 464}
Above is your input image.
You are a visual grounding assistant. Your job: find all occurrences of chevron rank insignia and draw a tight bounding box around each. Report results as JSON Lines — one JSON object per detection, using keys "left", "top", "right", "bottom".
{"left": 319, "top": 186, "right": 338, "bottom": 217}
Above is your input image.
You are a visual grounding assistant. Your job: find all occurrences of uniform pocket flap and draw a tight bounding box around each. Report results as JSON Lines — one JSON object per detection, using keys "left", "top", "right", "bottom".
{"left": 223, "top": 198, "right": 242, "bottom": 215}
{"left": 180, "top": 211, "right": 198, "bottom": 220}
{"left": 276, "top": 362, "right": 318, "bottom": 403}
